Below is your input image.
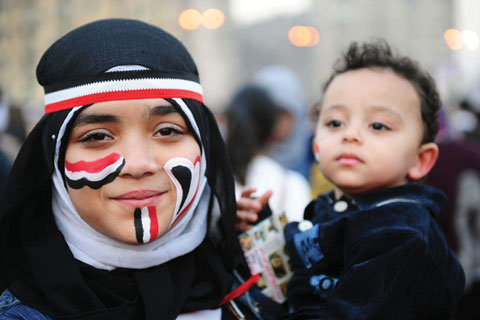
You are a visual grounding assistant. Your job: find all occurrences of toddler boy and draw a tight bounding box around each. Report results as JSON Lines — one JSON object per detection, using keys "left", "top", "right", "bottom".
{"left": 283, "top": 40, "right": 465, "bottom": 319}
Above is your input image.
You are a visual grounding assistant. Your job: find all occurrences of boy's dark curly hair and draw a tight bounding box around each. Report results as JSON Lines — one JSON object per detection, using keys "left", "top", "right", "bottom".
{"left": 322, "top": 39, "right": 441, "bottom": 143}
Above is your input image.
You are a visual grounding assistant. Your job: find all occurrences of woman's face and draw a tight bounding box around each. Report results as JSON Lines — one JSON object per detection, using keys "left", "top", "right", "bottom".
{"left": 65, "top": 99, "right": 201, "bottom": 244}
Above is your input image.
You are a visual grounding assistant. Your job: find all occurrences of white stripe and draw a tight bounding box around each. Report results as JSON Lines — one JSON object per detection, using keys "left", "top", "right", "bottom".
{"left": 106, "top": 65, "right": 150, "bottom": 72}
{"left": 141, "top": 207, "right": 151, "bottom": 243}
{"left": 176, "top": 308, "right": 222, "bottom": 320}
{"left": 45, "top": 78, "right": 203, "bottom": 105}
{"left": 173, "top": 98, "right": 201, "bottom": 143}
{"left": 65, "top": 156, "right": 124, "bottom": 182}
{"left": 375, "top": 198, "right": 423, "bottom": 207}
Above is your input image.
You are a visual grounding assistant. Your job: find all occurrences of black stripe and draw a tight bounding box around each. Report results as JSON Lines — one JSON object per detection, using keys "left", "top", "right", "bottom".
{"left": 171, "top": 165, "right": 191, "bottom": 214}
{"left": 45, "top": 70, "right": 200, "bottom": 93}
{"left": 134, "top": 208, "right": 144, "bottom": 244}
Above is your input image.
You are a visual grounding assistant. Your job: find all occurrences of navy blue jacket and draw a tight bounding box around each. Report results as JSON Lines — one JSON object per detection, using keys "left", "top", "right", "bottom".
{"left": 284, "top": 184, "right": 465, "bottom": 319}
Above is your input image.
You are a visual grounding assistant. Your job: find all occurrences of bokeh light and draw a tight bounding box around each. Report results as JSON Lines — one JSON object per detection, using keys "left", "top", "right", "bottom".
{"left": 202, "top": 8, "right": 225, "bottom": 30}
{"left": 444, "top": 29, "right": 463, "bottom": 50}
{"left": 288, "top": 26, "right": 319, "bottom": 47}
{"left": 178, "top": 9, "right": 202, "bottom": 30}
{"left": 306, "top": 26, "right": 320, "bottom": 46}
{"left": 461, "top": 30, "right": 480, "bottom": 51}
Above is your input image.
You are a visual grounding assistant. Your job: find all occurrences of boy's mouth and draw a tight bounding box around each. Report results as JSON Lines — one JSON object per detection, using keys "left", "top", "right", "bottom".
{"left": 336, "top": 153, "right": 362, "bottom": 165}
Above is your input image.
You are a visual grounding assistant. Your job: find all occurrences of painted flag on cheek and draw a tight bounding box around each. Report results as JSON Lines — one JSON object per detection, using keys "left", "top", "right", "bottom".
{"left": 164, "top": 156, "right": 202, "bottom": 228}
{"left": 134, "top": 206, "right": 159, "bottom": 244}
{"left": 65, "top": 153, "right": 125, "bottom": 189}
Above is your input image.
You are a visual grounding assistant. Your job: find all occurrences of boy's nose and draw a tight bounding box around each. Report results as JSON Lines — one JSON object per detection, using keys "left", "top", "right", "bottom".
{"left": 342, "top": 125, "right": 362, "bottom": 143}
{"left": 119, "top": 139, "right": 159, "bottom": 179}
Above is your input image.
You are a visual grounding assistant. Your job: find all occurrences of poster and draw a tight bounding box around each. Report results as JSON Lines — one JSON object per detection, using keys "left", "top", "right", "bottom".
{"left": 238, "top": 212, "right": 292, "bottom": 303}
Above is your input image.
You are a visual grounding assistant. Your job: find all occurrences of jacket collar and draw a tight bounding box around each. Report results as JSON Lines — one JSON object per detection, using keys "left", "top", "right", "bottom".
{"left": 322, "top": 183, "right": 446, "bottom": 218}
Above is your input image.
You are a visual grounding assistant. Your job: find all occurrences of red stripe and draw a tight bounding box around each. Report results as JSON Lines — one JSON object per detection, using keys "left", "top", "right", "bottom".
{"left": 171, "top": 156, "right": 202, "bottom": 226}
{"left": 45, "top": 89, "right": 204, "bottom": 114}
{"left": 219, "top": 273, "right": 260, "bottom": 306}
{"left": 65, "top": 153, "right": 121, "bottom": 173}
{"left": 148, "top": 206, "right": 158, "bottom": 241}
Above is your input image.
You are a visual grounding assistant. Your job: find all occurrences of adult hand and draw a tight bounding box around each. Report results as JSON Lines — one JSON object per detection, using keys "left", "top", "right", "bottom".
{"left": 236, "top": 187, "right": 273, "bottom": 232}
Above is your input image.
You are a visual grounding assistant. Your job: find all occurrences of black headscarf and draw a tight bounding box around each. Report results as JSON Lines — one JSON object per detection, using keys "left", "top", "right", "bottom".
{"left": 0, "top": 19, "right": 246, "bottom": 319}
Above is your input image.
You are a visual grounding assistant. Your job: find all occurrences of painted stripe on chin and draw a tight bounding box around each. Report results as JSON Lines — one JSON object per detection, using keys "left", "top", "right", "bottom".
{"left": 65, "top": 153, "right": 125, "bottom": 189}
{"left": 164, "top": 155, "right": 202, "bottom": 228}
{"left": 134, "top": 208, "right": 143, "bottom": 243}
{"left": 134, "top": 206, "right": 158, "bottom": 244}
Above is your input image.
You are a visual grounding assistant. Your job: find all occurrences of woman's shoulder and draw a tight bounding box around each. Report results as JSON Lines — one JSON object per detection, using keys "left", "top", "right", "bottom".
{"left": 0, "top": 289, "right": 51, "bottom": 319}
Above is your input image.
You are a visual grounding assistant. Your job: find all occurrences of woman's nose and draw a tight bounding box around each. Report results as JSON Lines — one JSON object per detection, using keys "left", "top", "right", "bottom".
{"left": 119, "top": 139, "right": 159, "bottom": 179}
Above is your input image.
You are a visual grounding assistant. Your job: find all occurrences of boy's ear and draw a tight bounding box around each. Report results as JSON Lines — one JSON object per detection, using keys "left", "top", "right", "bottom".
{"left": 407, "top": 142, "right": 439, "bottom": 180}
{"left": 312, "top": 140, "right": 320, "bottom": 162}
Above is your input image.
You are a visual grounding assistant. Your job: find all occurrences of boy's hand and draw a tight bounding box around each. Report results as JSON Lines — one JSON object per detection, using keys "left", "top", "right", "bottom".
{"left": 236, "top": 187, "right": 273, "bottom": 232}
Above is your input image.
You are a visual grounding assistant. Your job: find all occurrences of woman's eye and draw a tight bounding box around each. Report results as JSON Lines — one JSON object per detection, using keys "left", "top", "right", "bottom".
{"left": 155, "top": 126, "right": 184, "bottom": 137}
{"left": 370, "top": 122, "right": 390, "bottom": 131}
{"left": 326, "top": 119, "right": 343, "bottom": 128}
{"left": 79, "top": 131, "right": 112, "bottom": 143}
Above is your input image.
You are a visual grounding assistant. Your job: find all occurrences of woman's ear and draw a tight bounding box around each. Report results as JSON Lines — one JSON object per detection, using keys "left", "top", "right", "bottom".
{"left": 408, "top": 142, "right": 439, "bottom": 180}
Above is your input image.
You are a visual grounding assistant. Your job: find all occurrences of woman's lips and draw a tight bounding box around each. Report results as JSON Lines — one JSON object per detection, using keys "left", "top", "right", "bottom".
{"left": 113, "top": 190, "right": 163, "bottom": 208}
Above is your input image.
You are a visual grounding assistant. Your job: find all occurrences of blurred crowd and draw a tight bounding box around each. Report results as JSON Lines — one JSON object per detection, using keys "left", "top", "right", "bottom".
{"left": 0, "top": 89, "right": 28, "bottom": 195}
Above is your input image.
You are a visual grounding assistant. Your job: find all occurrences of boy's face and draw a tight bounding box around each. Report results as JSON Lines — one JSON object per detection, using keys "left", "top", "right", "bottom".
{"left": 314, "top": 68, "right": 427, "bottom": 197}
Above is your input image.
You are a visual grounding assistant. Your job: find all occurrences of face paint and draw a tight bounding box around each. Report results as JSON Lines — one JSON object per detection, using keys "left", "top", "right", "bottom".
{"left": 164, "top": 155, "right": 201, "bottom": 228}
{"left": 65, "top": 152, "right": 125, "bottom": 189}
{"left": 134, "top": 206, "right": 159, "bottom": 244}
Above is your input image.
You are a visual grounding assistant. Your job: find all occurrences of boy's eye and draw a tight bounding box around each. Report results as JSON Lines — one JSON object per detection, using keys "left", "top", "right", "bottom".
{"left": 326, "top": 119, "right": 343, "bottom": 128}
{"left": 370, "top": 122, "right": 390, "bottom": 131}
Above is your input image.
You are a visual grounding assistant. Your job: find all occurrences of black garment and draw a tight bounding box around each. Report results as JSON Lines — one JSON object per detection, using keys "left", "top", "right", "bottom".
{"left": 0, "top": 19, "right": 250, "bottom": 320}
{"left": 0, "top": 149, "right": 11, "bottom": 196}
{"left": 284, "top": 184, "right": 465, "bottom": 319}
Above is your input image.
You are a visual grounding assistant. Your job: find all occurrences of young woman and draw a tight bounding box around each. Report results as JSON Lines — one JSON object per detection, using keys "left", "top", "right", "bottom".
{"left": 0, "top": 19, "right": 261, "bottom": 320}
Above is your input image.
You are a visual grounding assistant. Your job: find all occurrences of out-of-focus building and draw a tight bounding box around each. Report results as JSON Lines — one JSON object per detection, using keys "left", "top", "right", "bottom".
{"left": 0, "top": 0, "right": 478, "bottom": 119}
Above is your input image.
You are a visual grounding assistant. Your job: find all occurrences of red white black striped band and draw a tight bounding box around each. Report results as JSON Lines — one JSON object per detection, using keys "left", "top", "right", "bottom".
{"left": 43, "top": 71, "right": 204, "bottom": 114}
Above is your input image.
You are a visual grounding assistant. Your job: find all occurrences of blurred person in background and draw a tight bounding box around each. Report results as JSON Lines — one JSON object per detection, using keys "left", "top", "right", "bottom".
{"left": 0, "top": 89, "right": 27, "bottom": 162}
{"left": 253, "top": 65, "right": 314, "bottom": 180}
{"left": 449, "top": 99, "right": 478, "bottom": 136}
{"left": 424, "top": 108, "right": 480, "bottom": 320}
{"left": 225, "top": 84, "right": 311, "bottom": 231}
{"left": 464, "top": 100, "right": 480, "bottom": 144}
{"left": 253, "top": 65, "right": 334, "bottom": 198}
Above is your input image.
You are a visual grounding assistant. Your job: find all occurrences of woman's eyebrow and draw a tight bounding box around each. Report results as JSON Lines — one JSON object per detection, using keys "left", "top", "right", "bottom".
{"left": 148, "top": 105, "right": 179, "bottom": 118}
{"left": 73, "top": 114, "right": 119, "bottom": 127}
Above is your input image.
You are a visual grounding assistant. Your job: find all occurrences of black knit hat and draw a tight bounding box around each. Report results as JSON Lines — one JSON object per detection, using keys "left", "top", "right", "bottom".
{"left": 37, "top": 19, "right": 203, "bottom": 114}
